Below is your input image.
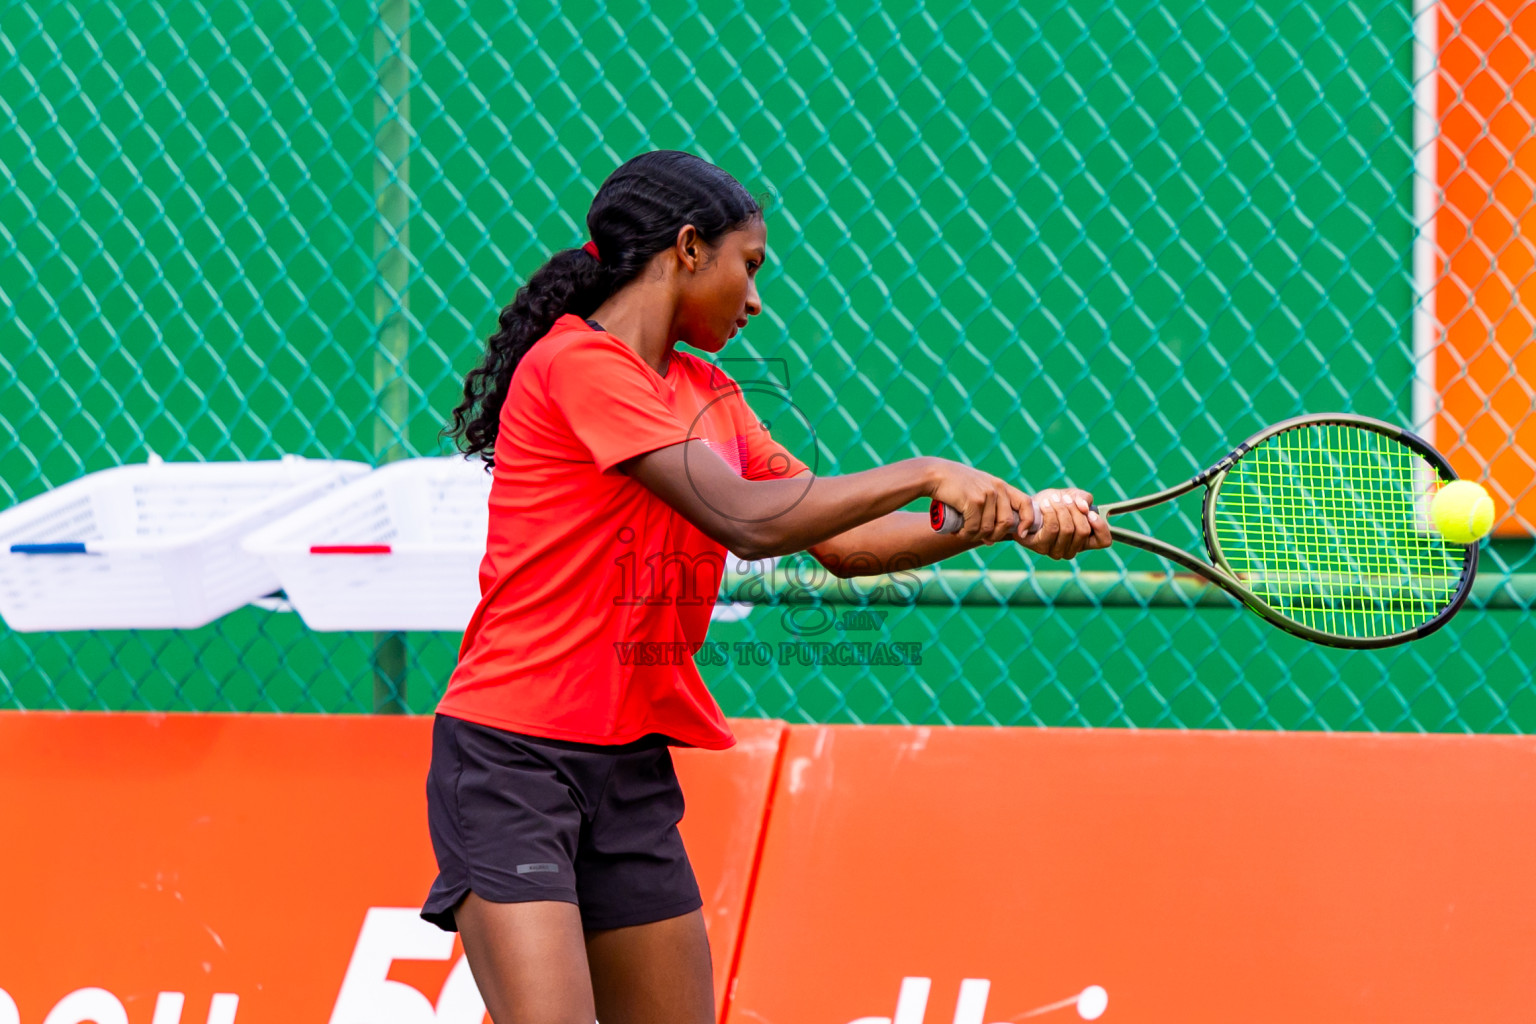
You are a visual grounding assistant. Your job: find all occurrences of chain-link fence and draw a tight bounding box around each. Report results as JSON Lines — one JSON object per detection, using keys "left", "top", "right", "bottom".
{"left": 3, "top": 0, "right": 1532, "bottom": 730}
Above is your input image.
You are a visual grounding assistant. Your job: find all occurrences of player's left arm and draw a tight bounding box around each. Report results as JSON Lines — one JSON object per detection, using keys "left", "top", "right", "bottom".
{"left": 734, "top": 384, "right": 1100, "bottom": 576}
{"left": 739, "top": 433, "right": 1102, "bottom": 576}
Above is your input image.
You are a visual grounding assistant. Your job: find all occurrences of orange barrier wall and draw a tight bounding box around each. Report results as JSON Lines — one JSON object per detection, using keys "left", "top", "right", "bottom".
{"left": 0, "top": 712, "right": 784, "bottom": 1024}
{"left": 1435, "top": 0, "right": 1536, "bottom": 532}
{"left": 726, "top": 725, "right": 1536, "bottom": 1024}
{"left": 5, "top": 715, "right": 1534, "bottom": 1024}
{"left": 674, "top": 717, "right": 785, "bottom": 1019}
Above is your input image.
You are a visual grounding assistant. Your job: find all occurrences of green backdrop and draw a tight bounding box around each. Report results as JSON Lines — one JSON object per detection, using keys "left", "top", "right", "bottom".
{"left": 2, "top": 0, "right": 1531, "bottom": 730}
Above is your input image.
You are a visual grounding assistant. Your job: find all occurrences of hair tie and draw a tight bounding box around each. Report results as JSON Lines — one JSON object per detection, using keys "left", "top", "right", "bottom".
{"left": 581, "top": 240, "right": 601, "bottom": 262}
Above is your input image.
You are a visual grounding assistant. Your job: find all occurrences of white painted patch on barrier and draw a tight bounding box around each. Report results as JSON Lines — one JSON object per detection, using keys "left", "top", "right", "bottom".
{"left": 328, "top": 906, "right": 486, "bottom": 1024}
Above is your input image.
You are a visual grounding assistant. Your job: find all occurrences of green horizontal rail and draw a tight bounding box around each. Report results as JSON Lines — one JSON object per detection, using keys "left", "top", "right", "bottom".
{"left": 721, "top": 570, "right": 1536, "bottom": 610}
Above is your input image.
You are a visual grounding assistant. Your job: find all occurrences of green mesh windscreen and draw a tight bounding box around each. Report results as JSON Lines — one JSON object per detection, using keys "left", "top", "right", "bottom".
{"left": 2, "top": 0, "right": 1534, "bottom": 731}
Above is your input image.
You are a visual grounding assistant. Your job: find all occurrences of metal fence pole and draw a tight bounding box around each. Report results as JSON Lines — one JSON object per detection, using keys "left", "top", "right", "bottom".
{"left": 372, "top": 0, "right": 411, "bottom": 714}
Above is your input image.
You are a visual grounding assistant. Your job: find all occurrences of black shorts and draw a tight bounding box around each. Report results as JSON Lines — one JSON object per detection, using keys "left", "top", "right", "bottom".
{"left": 420, "top": 713, "right": 703, "bottom": 933}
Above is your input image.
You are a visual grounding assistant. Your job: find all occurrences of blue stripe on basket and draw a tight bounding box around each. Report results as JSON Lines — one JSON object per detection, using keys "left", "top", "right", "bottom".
{"left": 10, "top": 542, "right": 88, "bottom": 554}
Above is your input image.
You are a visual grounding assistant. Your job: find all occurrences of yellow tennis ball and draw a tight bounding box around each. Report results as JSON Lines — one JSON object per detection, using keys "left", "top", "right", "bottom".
{"left": 1431, "top": 479, "right": 1495, "bottom": 544}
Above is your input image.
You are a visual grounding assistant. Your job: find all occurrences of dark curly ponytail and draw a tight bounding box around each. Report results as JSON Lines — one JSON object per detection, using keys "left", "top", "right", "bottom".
{"left": 444, "top": 150, "right": 764, "bottom": 467}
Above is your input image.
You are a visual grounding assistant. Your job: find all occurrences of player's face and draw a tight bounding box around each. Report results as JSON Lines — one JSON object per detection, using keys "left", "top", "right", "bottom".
{"left": 677, "top": 217, "right": 766, "bottom": 352}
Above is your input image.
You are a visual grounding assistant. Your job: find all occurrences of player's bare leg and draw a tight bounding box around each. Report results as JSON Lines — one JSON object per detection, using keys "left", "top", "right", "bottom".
{"left": 454, "top": 893, "right": 595, "bottom": 1024}
{"left": 585, "top": 908, "right": 714, "bottom": 1024}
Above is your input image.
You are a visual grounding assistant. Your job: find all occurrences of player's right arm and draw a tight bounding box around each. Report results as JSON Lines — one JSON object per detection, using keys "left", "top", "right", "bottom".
{"left": 619, "top": 440, "right": 1036, "bottom": 560}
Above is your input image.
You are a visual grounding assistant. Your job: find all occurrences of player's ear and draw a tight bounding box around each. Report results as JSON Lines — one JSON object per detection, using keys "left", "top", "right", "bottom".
{"left": 676, "top": 224, "right": 701, "bottom": 271}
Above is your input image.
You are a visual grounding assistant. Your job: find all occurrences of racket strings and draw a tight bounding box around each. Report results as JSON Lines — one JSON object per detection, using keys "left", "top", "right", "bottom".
{"left": 1211, "top": 424, "right": 1468, "bottom": 639}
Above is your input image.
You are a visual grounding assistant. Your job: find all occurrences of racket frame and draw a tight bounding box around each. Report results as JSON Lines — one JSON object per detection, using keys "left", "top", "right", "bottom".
{"left": 1100, "top": 412, "right": 1479, "bottom": 649}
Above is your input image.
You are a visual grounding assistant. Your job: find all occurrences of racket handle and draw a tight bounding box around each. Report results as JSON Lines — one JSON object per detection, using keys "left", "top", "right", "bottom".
{"left": 929, "top": 499, "right": 1035, "bottom": 536}
{"left": 928, "top": 498, "right": 1098, "bottom": 536}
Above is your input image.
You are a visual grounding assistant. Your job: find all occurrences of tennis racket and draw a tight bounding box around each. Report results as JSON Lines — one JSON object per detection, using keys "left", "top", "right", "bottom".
{"left": 930, "top": 413, "right": 1480, "bottom": 649}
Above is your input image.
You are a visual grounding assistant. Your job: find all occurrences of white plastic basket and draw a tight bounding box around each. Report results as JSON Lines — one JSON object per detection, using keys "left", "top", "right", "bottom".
{"left": 241, "top": 456, "right": 495, "bottom": 632}
{"left": 0, "top": 455, "right": 371, "bottom": 631}
{"left": 241, "top": 455, "right": 781, "bottom": 633}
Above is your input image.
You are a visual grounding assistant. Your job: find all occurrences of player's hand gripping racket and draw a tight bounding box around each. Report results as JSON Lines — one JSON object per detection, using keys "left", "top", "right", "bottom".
{"left": 931, "top": 413, "right": 1479, "bottom": 649}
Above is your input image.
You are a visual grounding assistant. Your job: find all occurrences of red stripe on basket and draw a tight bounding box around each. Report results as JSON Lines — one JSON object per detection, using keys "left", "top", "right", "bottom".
{"left": 309, "top": 544, "right": 393, "bottom": 555}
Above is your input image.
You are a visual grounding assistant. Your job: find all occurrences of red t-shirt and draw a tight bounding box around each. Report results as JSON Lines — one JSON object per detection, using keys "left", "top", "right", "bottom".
{"left": 435, "top": 314, "right": 810, "bottom": 750}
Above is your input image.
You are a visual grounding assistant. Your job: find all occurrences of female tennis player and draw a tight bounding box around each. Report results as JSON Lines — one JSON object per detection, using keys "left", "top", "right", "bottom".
{"left": 424, "top": 149, "right": 1109, "bottom": 1024}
